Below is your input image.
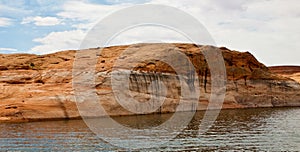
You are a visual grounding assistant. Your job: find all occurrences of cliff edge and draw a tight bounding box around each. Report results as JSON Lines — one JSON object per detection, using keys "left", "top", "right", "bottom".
{"left": 269, "top": 66, "right": 300, "bottom": 83}
{"left": 1, "top": 43, "right": 300, "bottom": 122}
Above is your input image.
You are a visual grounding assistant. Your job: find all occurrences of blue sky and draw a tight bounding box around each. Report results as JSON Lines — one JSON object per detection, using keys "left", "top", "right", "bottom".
{"left": 0, "top": 0, "right": 98, "bottom": 53}
{"left": 0, "top": 0, "right": 299, "bottom": 66}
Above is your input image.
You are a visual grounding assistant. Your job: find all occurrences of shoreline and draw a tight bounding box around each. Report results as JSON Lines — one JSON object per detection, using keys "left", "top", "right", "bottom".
{"left": 1, "top": 106, "right": 299, "bottom": 123}
{"left": 1, "top": 43, "right": 300, "bottom": 123}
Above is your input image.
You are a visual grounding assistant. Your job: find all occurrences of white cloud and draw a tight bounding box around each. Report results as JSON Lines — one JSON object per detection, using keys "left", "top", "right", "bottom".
{"left": 57, "top": 1, "right": 127, "bottom": 22}
{"left": 0, "top": 4, "right": 32, "bottom": 16}
{"left": 107, "top": 26, "right": 190, "bottom": 46}
{"left": 28, "top": 0, "right": 300, "bottom": 65}
{"left": 29, "top": 1, "right": 128, "bottom": 54}
{"left": 0, "top": 48, "right": 17, "bottom": 52}
{"left": 29, "top": 30, "right": 85, "bottom": 54}
{"left": 0, "top": 17, "right": 12, "bottom": 27}
{"left": 105, "top": 0, "right": 150, "bottom": 4}
{"left": 144, "top": 0, "right": 300, "bottom": 65}
{"left": 21, "top": 16, "right": 61, "bottom": 26}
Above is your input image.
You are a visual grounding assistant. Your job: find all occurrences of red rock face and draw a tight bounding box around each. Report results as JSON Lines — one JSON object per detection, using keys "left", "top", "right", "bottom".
{"left": 0, "top": 43, "right": 300, "bottom": 122}
{"left": 269, "top": 66, "right": 300, "bottom": 83}
{"left": 269, "top": 66, "right": 300, "bottom": 75}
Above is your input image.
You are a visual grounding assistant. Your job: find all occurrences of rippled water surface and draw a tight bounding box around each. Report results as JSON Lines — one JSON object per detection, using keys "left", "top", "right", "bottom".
{"left": 1, "top": 107, "right": 300, "bottom": 151}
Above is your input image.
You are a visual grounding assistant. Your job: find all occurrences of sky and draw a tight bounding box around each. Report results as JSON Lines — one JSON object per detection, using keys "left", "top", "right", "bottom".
{"left": 0, "top": 0, "right": 299, "bottom": 66}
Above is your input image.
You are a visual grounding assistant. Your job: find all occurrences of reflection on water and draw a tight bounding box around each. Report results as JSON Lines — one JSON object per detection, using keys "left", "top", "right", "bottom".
{"left": 0, "top": 108, "right": 300, "bottom": 151}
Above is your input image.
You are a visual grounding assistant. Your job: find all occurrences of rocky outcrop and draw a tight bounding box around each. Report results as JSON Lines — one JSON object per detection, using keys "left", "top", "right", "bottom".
{"left": 269, "top": 66, "right": 300, "bottom": 83}
{"left": 1, "top": 43, "right": 300, "bottom": 122}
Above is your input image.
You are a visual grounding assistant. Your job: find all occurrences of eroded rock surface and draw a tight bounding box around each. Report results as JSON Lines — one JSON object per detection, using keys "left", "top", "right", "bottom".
{"left": 269, "top": 66, "right": 300, "bottom": 83}
{"left": 1, "top": 43, "right": 300, "bottom": 122}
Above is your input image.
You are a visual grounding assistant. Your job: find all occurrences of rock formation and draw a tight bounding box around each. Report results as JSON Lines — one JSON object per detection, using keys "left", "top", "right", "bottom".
{"left": 269, "top": 66, "right": 300, "bottom": 83}
{"left": 0, "top": 43, "right": 300, "bottom": 122}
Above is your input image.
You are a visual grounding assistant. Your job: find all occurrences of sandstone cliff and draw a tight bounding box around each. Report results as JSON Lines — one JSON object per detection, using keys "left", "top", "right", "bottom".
{"left": 269, "top": 66, "right": 300, "bottom": 83}
{"left": 0, "top": 43, "right": 300, "bottom": 122}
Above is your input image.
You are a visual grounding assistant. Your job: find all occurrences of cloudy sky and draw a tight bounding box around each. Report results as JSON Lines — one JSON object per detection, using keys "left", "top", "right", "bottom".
{"left": 0, "top": 0, "right": 299, "bottom": 66}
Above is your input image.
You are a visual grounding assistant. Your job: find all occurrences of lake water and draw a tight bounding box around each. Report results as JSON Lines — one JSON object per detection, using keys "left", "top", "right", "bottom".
{"left": 0, "top": 107, "right": 299, "bottom": 151}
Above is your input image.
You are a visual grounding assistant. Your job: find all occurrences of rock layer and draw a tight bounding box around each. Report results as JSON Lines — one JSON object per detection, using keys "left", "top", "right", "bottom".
{"left": 269, "top": 66, "right": 300, "bottom": 83}
{"left": 0, "top": 43, "right": 300, "bottom": 122}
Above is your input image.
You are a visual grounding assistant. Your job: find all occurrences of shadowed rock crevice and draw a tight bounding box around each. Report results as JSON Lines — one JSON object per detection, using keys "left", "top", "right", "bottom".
{"left": 56, "top": 95, "right": 69, "bottom": 119}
